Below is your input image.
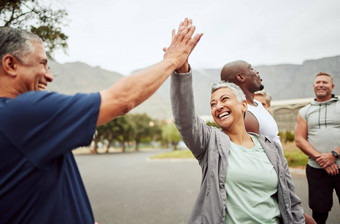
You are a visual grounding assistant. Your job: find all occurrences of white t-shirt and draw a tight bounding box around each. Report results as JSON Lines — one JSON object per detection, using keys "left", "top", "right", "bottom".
{"left": 247, "top": 99, "right": 282, "bottom": 147}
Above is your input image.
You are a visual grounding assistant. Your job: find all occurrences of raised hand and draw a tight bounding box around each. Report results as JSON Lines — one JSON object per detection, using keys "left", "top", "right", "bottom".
{"left": 163, "top": 18, "right": 203, "bottom": 73}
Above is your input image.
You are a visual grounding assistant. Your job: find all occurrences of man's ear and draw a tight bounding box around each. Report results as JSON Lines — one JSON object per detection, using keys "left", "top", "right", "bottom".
{"left": 236, "top": 73, "right": 245, "bottom": 83}
{"left": 2, "top": 54, "right": 18, "bottom": 77}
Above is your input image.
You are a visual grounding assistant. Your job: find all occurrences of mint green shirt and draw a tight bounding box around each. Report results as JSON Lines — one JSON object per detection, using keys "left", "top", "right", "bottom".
{"left": 225, "top": 135, "right": 280, "bottom": 224}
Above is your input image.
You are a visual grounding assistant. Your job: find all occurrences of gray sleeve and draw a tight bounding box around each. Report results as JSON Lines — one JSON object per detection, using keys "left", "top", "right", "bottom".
{"left": 298, "top": 105, "right": 309, "bottom": 121}
{"left": 170, "top": 71, "right": 211, "bottom": 162}
{"left": 274, "top": 142, "right": 305, "bottom": 224}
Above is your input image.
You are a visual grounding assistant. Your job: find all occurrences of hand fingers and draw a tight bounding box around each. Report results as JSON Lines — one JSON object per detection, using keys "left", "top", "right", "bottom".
{"left": 173, "top": 24, "right": 190, "bottom": 42}
{"left": 334, "top": 165, "right": 340, "bottom": 175}
{"left": 325, "top": 168, "right": 334, "bottom": 176}
{"left": 178, "top": 21, "right": 184, "bottom": 31}
{"left": 187, "top": 33, "right": 204, "bottom": 53}
{"left": 318, "top": 161, "right": 325, "bottom": 168}
{"left": 164, "top": 18, "right": 202, "bottom": 67}
{"left": 184, "top": 25, "right": 196, "bottom": 42}
{"left": 325, "top": 165, "right": 339, "bottom": 176}
{"left": 178, "top": 18, "right": 188, "bottom": 30}
{"left": 174, "top": 18, "right": 194, "bottom": 43}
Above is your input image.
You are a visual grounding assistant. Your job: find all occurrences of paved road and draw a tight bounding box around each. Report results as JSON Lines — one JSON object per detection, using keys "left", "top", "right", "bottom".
{"left": 76, "top": 150, "right": 340, "bottom": 224}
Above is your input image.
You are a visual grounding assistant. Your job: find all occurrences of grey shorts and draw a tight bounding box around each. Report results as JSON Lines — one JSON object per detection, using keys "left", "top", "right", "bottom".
{"left": 306, "top": 164, "right": 340, "bottom": 212}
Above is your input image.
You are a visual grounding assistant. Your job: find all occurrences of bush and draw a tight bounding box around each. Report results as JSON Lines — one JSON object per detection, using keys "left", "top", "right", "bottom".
{"left": 284, "top": 149, "right": 308, "bottom": 167}
{"left": 285, "top": 131, "right": 295, "bottom": 142}
{"left": 279, "top": 130, "right": 295, "bottom": 143}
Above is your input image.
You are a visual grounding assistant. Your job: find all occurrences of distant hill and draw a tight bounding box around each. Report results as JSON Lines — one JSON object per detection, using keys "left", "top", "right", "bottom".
{"left": 48, "top": 56, "right": 340, "bottom": 119}
{"left": 257, "top": 56, "right": 340, "bottom": 100}
{"left": 47, "top": 60, "right": 173, "bottom": 119}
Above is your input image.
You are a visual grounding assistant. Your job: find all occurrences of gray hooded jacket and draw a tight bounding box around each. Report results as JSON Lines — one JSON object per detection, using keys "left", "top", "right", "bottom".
{"left": 299, "top": 96, "right": 340, "bottom": 168}
{"left": 170, "top": 71, "right": 305, "bottom": 224}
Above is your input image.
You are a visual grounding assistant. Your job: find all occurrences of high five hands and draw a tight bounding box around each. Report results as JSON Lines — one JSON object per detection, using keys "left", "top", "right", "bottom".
{"left": 163, "top": 18, "right": 203, "bottom": 73}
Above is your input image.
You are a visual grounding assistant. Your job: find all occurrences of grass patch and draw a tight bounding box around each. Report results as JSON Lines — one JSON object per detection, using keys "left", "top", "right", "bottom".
{"left": 151, "top": 149, "right": 195, "bottom": 159}
{"left": 283, "top": 142, "right": 308, "bottom": 168}
{"left": 150, "top": 142, "right": 308, "bottom": 168}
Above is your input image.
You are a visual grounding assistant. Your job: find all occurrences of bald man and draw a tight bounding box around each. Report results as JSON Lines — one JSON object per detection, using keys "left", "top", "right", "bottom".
{"left": 220, "top": 60, "right": 281, "bottom": 146}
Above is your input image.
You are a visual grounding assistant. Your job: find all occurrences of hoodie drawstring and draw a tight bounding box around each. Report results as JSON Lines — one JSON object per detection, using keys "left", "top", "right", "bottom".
{"left": 325, "top": 104, "right": 328, "bottom": 128}
{"left": 318, "top": 105, "right": 321, "bottom": 129}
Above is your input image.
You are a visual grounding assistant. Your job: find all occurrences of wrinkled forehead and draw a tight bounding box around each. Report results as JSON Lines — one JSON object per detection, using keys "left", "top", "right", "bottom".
{"left": 314, "top": 75, "right": 333, "bottom": 83}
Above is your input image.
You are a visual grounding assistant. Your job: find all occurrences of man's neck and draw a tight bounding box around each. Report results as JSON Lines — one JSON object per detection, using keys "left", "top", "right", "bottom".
{"left": 0, "top": 84, "right": 19, "bottom": 99}
{"left": 315, "top": 94, "right": 333, "bottom": 102}
{"left": 246, "top": 96, "right": 257, "bottom": 106}
{"left": 241, "top": 88, "right": 256, "bottom": 106}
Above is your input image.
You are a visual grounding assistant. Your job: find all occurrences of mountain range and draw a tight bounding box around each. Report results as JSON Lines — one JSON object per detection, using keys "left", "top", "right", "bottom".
{"left": 48, "top": 55, "right": 340, "bottom": 119}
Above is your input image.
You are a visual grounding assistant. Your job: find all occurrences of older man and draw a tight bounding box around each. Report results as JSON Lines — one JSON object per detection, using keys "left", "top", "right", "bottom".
{"left": 255, "top": 89, "right": 272, "bottom": 114}
{"left": 295, "top": 72, "right": 340, "bottom": 224}
{"left": 0, "top": 19, "right": 202, "bottom": 223}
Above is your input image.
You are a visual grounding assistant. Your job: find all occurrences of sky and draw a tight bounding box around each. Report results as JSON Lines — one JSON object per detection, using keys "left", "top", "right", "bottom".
{"left": 53, "top": 0, "right": 340, "bottom": 75}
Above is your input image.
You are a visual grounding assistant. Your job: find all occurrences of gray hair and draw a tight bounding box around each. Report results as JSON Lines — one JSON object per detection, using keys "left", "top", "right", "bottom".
{"left": 254, "top": 89, "right": 272, "bottom": 104}
{"left": 0, "top": 27, "right": 43, "bottom": 66}
{"left": 211, "top": 81, "right": 246, "bottom": 103}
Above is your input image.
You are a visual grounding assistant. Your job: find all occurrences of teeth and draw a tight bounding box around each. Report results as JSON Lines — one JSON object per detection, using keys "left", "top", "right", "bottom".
{"left": 38, "top": 84, "right": 46, "bottom": 90}
{"left": 218, "top": 112, "right": 230, "bottom": 119}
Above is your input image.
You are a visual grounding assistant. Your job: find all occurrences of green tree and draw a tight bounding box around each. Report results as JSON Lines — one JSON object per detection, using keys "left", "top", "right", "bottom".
{"left": 161, "top": 122, "right": 182, "bottom": 150}
{"left": 0, "top": 0, "right": 68, "bottom": 55}
{"left": 92, "top": 124, "right": 107, "bottom": 153}
{"left": 128, "top": 113, "right": 154, "bottom": 151}
{"left": 101, "top": 120, "right": 117, "bottom": 153}
{"left": 112, "top": 115, "right": 133, "bottom": 153}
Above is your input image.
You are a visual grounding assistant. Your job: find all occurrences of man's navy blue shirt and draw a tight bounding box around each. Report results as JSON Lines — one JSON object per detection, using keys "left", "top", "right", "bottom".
{"left": 0, "top": 91, "right": 101, "bottom": 223}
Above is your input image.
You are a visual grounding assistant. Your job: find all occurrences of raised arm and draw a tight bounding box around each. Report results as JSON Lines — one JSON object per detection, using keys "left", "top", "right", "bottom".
{"left": 170, "top": 69, "right": 212, "bottom": 161}
{"left": 97, "top": 18, "right": 203, "bottom": 126}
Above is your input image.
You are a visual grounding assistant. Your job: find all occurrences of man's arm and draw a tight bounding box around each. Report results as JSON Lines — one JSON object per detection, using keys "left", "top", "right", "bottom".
{"left": 295, "top": 114, "right": 339, "bottom": 175}
{"left": 97, "top": 18, "right": 203, "bottom": 126}
{"left": 295, "top": 114, "right": 320, "bottom": 159}
{"left": 244, "top": 111, "right": 259, "bottom": 134}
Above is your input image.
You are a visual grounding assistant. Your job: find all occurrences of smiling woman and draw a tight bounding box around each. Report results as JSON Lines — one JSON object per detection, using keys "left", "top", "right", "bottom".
{"left": 170, "top": 59, "right": 307, "bottom": 223}
{"left": 209, "top": 82, "right": 247, "bottom": 136}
